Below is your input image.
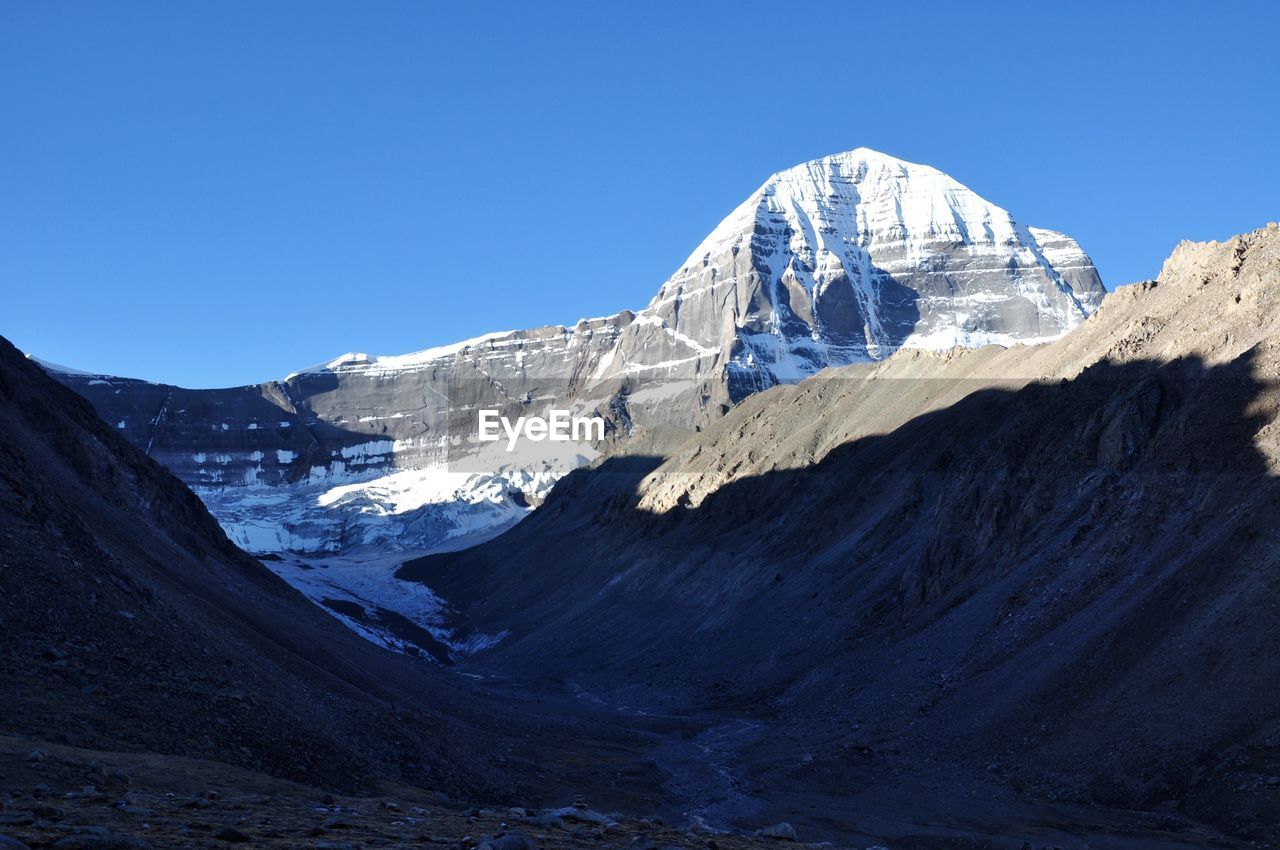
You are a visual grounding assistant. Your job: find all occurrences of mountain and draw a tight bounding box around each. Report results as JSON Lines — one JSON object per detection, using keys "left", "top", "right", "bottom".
{"left": 600, "top": 147, "right": 1103, "bottom": 422}
{"left": 403, "top": 224, "right": 1280, "bottom": 841}
{"left": 44, "top": 149, "right": 1104, "bottom": 560}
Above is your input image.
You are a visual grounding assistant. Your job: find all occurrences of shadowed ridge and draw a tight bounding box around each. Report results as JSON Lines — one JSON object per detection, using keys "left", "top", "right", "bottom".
{"left": 407, "top": 349, "right": 1279, "bottom": 840}
{"left": 400, "top": 221, "right": 1280, "bottom": 840}
{"left": 0, "top": 334, "right": 525, "bottom": 799}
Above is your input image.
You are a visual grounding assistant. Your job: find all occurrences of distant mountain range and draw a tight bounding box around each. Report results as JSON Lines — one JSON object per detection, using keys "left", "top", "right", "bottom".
{"left": 40, "top": 148, "right": 1105, "bottom": 556}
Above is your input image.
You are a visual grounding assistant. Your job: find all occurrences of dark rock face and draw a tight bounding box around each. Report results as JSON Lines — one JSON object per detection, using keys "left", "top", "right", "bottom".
{"left": 43, "top": 149, "right": 1102, "bottom": 555}
{"left": 77, "top": 313, "right": 634, "bottom": 491}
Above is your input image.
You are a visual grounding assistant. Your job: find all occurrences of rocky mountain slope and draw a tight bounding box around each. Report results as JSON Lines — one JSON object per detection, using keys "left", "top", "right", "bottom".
{"left": 0, "top": 334, "right": 637, "bottom": 805}
{"left": 405, "top": 224, "right": 1280, "bottom": 842}
{"left": 46, "top": 149, "right": 1103, "bottom": 558}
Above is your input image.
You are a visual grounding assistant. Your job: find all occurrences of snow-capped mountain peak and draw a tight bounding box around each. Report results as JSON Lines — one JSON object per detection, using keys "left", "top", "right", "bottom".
{"left": 618, "top": 147, "right": 1105, "bottom": 404}
{"left": 678, "top": 149, "right": 1005, "bottom": 267}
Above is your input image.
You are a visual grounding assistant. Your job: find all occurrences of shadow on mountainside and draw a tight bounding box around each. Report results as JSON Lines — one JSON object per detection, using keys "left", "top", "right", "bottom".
{"left": 401, "top": 350, "right": 1280, "bottom": 844}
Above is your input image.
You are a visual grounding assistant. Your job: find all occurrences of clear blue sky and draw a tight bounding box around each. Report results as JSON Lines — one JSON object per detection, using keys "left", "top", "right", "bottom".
{"left": 3, "top": 2, "right": 1277, "bottom": 388}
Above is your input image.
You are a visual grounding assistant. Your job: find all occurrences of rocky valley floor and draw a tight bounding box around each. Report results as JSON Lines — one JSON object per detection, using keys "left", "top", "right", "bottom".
{"left": 0, "top": 708, "right": 1259, "bottom": 850}
{"left": 0, "top": 733, "right": 785, "bottom": 850}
